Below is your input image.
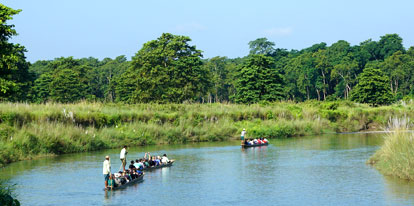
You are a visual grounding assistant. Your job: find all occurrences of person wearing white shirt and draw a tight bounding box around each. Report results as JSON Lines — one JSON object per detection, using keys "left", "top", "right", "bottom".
{"left": 161, "top": 154, "right": 170, "bottom": 164}
{"left": 241, "top": 128, "right": 247, "bottom": 145}
{"left": 120, "top": 145, "right": 128, "bottom": 172}
{"left": 103, "top": 155, "right": 111, "bottom": 190}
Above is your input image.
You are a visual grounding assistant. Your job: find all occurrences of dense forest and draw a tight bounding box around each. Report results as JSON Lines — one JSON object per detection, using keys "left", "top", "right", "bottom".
{"left": 1, "top": 4, "right": 414, "bottom": 105}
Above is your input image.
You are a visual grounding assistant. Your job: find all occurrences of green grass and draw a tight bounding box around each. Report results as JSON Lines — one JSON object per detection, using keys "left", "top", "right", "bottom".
{"left": 368, "top": 131, "right": 414, "bottom": 180}
{"left": 1, "top": 100, "right": 414, "bottom": 167}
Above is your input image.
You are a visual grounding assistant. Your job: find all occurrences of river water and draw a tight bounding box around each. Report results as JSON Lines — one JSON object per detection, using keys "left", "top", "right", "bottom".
{"left": 2, "top": 133, "right": 414, "bottom": 206}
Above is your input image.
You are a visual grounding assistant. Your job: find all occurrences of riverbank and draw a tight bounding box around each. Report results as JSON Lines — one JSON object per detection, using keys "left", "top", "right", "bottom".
{"left": 368, "top": 130, "right": 414, "bottom": 181}
{"left": 1, "top": 101, "right": 413, "bottom": 167}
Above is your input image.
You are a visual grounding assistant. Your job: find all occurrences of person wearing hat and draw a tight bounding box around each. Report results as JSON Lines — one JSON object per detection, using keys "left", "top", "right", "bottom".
{"left": 241, "top": 128, "right": 247, "bottom": 145}
{"left": 103, "top": 155, "right": 111, "bottom": 190}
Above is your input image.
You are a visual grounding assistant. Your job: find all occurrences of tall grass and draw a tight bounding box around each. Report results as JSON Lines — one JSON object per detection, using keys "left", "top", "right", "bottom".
{"left": 1, "top": 101, "right": 414, "bottom": 167}
{"left": 368, "top": 117, "right": 414, "bottom": 180}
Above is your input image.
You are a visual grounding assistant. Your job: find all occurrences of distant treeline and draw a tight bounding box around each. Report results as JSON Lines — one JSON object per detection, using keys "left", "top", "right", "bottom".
{"left": 1, "top": 4, "right": 414, "bottom": 105}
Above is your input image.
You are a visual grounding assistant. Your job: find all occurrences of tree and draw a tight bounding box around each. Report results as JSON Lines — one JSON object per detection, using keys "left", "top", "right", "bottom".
{"left": 382, "top": 51, "right": 414, "bottom": 98}
{"left": 31, "top": 73, "right": 53, "bottom": 103}
{"left": 88, "top": 55, "right": 129, "bottom": 102}
{"left": 248, "top": 38, "right": 276, "bottom": 56}
{"left": 350, "top": 67, "right": 394, "bottom": 106}
{"left": 30, "top": 57, "right": 91, "bottom": 103}
{"left": 117, "top": 33, "right": 211, "bottom": 103}
{"left": 234, "top": 54, "right": 284, "bottom": 103}
{"left": 203, "top": 56, "right": 236, "bottom": 103}
{"left": 0, "top": 4, "right": 31, "bottom": 101}
{"left": 378, "top": 34, "right": 405, "bottom": 59}
{"left": 50, "top": 68, "right": 88, "bottom": 103}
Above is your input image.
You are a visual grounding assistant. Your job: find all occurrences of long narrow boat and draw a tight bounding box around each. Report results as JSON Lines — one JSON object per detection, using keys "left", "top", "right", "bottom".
{"left": 143, "top": 161, "right": 174, "bottom": 171}
{"left": 241, "top": 143, "right": 269, "bottom": 148}
{"left": 104, "top": 173, "right": 144, "bottom": 191}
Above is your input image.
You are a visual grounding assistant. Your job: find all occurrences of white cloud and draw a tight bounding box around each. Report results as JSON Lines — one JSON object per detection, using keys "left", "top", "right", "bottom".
{"left": 174, "top": 22, "right": 207, "bottom": 32}
{"left": 264, "top": 27, "right": 293, "bottom": 37}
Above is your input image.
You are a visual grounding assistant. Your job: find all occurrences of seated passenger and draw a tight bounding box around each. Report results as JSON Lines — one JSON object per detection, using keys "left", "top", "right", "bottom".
{"left": 134, "top": 159, "right": 144, "bottom": 171}
{"left": 149, "top": 157, "right": 156, "bottom": 167}
{"left": 155, "top": 156, "right": 161, "bottom": 166}
{"left": 129, "top": 160, "right": 136, "bottom": 171}
{"left": 144, "top": 159, "right": 150, "bottom": 168}
{"left": 257, "top": 138, "right": 263, "bottom": 144}
{"left": 161, "top": 154, "right": 170, "bottom": 164}
{"left": 253, "top": 138, "right": 258, "bottom": 144}
{"left": 249, "top": 139, "right": 254, "bottom": 145}
{"left": 263, "top": 138, "right": 268, "bottom": 143}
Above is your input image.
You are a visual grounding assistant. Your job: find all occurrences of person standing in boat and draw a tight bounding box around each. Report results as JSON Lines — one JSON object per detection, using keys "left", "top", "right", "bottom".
{"left": 103, "top": 155, "right": 111, "bottom": 190}
{"left": 241, "top": 128, "right": 247, "bottom": 145}
{"left": 120, "top": 145, "right": 128, "bottom": 172}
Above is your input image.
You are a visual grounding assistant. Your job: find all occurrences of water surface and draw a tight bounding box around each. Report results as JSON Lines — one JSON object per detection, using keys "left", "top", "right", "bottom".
{"left": 2, "top": 133, "right": 414, "bottom": 206}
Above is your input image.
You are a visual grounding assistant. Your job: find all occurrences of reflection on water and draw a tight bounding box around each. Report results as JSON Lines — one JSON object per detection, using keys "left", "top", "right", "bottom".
{"left": 384, "top": 175, "right": 414, "bottom": 204}
{"left": 1, "top": 133, "right": 414, "bottom": 205}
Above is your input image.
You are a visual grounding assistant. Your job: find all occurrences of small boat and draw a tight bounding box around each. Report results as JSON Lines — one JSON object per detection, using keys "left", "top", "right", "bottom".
{"left": 104, "top": 173, "right": 144, "bottom": 191}
{"left": 241, "top": 143, "right": 269, "bottom": 148}
{"left": 143, "top": 160, "right": 174, "bottom": 171}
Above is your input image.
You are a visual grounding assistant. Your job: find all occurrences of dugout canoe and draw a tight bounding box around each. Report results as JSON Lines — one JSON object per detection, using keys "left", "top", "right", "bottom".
{"left": 104, "top": 173, "right": 144, "bottom": 191}
{"left": 241, "top": 143, "right": 269, "bottom": 148}
{"left": 143, "top": 160, "right": 174, "bottom": 171}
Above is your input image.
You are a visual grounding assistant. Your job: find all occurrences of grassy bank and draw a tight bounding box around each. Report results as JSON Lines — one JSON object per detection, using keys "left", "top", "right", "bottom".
{"left": 1, "top": 101, "right": 414, "bottom": 167}
{"left": 368, "top": 130, "right": 414, "bottom": 180}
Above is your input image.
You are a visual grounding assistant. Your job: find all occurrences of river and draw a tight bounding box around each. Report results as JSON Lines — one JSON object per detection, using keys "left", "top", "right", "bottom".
{"left": 1, "top": 133, "right": 414, "bottom": 206}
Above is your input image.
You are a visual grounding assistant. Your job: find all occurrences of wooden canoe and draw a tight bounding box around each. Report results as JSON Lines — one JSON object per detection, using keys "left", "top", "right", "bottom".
{"left": 104, "top": 173, "right": 144, "bottom": 191}
{"left": 241, "top": 143, "right": 269, "bottom": 148}
{"left": 143, "top": 160, "right": 174, "bottom": 171}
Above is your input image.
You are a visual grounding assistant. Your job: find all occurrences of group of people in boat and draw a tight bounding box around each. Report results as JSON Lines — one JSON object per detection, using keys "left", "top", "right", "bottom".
{"left": 240, "top": 128, "right": 269, "bottom": 146}
{"left": 103, "top": 145, "right": 173, "bottom": 190}
{"left": 243, "top": 137, "right": 269, "bottom": 145}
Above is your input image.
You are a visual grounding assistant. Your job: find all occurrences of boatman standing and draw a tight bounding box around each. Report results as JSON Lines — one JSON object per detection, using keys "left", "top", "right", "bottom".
{"left": 241, "top": 128, "right": 247, "bottom": 145}
{"left": 103, "top": 155, "right": 111, "bottom": 190}
{"left": 120, "top": 145, "right": 128, "bottom": 172}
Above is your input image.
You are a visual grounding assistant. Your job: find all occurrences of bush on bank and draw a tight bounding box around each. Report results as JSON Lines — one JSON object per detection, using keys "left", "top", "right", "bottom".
{"left": 0, "top": 101, "right": 414, "bottom": 167}
{"left": 0, "top": 180, "right": 20, "bottom": 206}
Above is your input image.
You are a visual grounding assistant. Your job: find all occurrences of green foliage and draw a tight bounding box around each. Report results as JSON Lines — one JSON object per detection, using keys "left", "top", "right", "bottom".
{"left": 378, "top": 34, "right": 404, "bottom": 59}
{"left": 1, "top": 101, "right": 413, "bottom": 167}
{"left": 368, "top": 131, "right": 414, "bottom": 181}
{"left": 1, "top": 3, "right": 414, "bottom": 106}
{"left": 350, "top": 67, "right": 394, "bottom": 106}
{"left": 248, "top": 37, "right": 276, "bottom": 56}
{"left": 0, "top": 4, "right": 31, "bottom": 101}
{"left": 234, "top": 54, "right": 284, "bottom": 103}
{"left": 0, "top": 180, "right": 20, "bottom": 206}
{"left": 117, "top": 33, "right": 211, "bottom": 103}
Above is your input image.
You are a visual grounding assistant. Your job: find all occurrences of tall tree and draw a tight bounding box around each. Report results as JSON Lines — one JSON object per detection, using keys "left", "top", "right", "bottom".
{"left": 234, "top": 54, "right": 284, "bottom": 103}
{"left": 0, "top": 4, "right": 31, "bottom": 101}
{"left": 382, "top": 51, "right": 414, "bottom": 98}
{"left": 117, "top": 33, "right": 211, "bottom": 103}
{"left": 203, "top": 56, "right": 235, "bottom": 103}
{"left": 378, "top": 34, "right": 405, "bottom": 59}
{"left": 350, "top": 67, "right": 394, "bottom": 106}
{"left": 248, "top": 38, "right": 276, "bottom": 56}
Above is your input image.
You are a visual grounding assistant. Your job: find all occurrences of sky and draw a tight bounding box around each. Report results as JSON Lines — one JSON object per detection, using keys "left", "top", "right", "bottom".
{"left": 3, "top": 0, "right": 414, "bottom": 62}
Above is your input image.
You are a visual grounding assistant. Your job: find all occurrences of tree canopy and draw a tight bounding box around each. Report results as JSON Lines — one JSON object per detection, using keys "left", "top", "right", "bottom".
{"left": 116, "top": 33, "right": 211, "bottom": 103}
{"left": 3, "top": 3, "right": 414, "bottom": 105}
{"left": 0, "top": 4, "right": 31, "bottom": 101}
{"left": 350, "top": 67, "right": 394, "bottom": 106}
